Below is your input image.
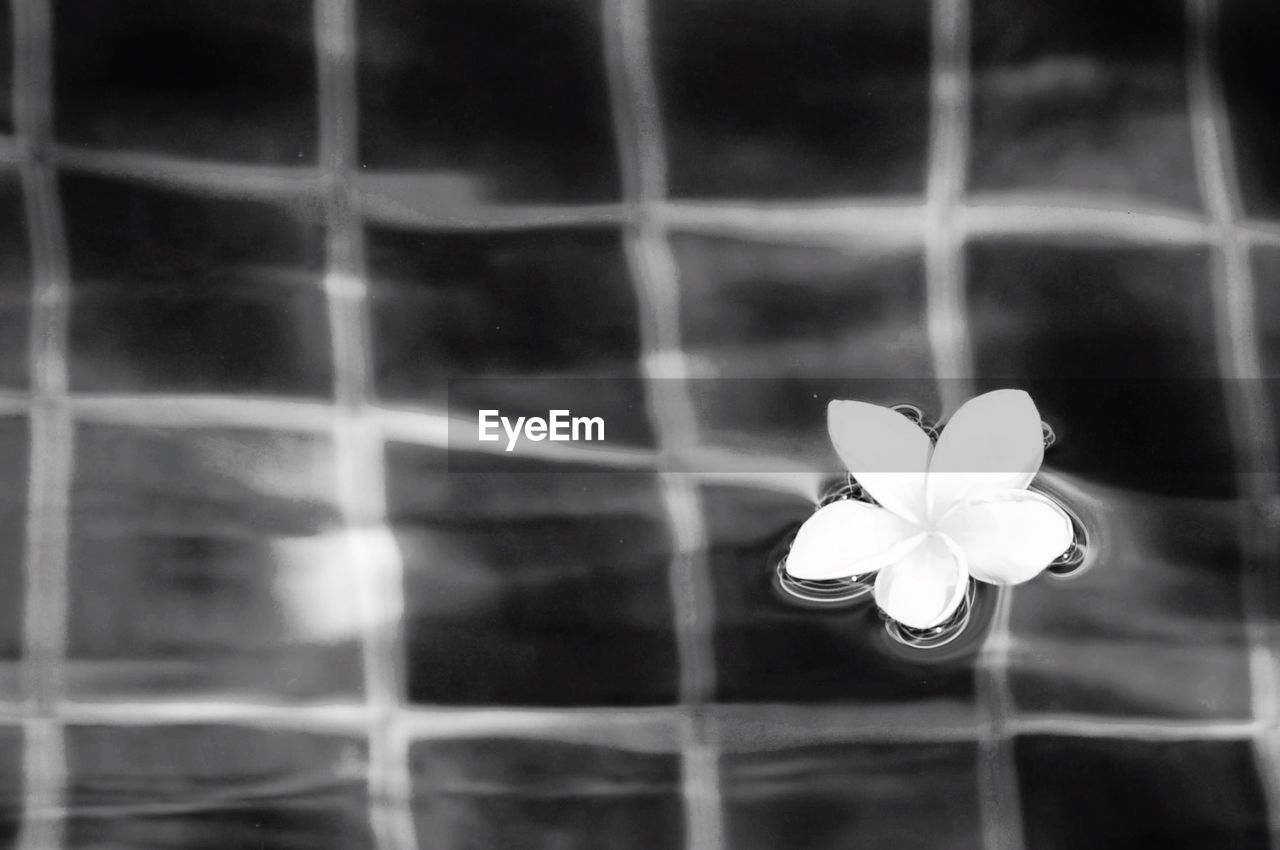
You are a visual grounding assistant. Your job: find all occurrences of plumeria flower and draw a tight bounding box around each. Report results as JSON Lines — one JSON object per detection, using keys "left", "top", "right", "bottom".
{"left": 784, "top": 389, "right": 1074, "bottom": 630}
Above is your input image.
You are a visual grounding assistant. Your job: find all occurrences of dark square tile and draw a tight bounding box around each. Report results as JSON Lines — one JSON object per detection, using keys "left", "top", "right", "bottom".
{"left": 652, "top": 0, "right": 930, "bottom": 199}
{"left": 970, "top": 0, "right": 1199, "bottom": 207}
{"left": 723, "top": 741, "right": 982, "bottom": 850}
{"left": 358, "top": 0, "right": 620, "bottom": 202}
{"left": 703, "top": 482, "right": 988, "bottom": 706}
{"left": 1006, "top": 486, "right": 1251, "bottom": 718}
{"left": 0, "top": 417, "right": 26, "bottom": 700}
{"left": 367, "top": 225, "right": 652, "bottom": 443}
{"left": 62, "top": 174, "right": 332, "bottom": 396}
{"left": 367, "top": 225, "right": 639, "bottom": 381}
{"left": 1252, "top": 244, "right": 1280, "bottom": 441}
{"left": 67, "top": 725, "right": 374, "bottom": 850}
{"left": 388, "top": 442, "right": 678, "bottom": 706}
{"left": 673, "top": 233, "right": 935, "bottom": 466}
{"left": 66, "top": 423, "right": 363, "bottom": 701}
{"left": 0, "top": 725, "right": 19, "bottom": 846}
{"left": 0, "top": 172, "right": 29, "bottom": 390}
{"left": 0, "top": 0, "right": 12, "bottom": 133}
{"left": 1221, "top": 0, "right": 1280, "bottom": 218}
{"left": 966, "top": 238, "right": 1233, "bottom": 498}
{"left": 410, "top": 737, "right": 684, "bottom": 850}
{"left": 54, "top": 0, "right": 318, "bottom": 163}
{"left": 1016, "top": 736, "right": 1269, "bottom": 850}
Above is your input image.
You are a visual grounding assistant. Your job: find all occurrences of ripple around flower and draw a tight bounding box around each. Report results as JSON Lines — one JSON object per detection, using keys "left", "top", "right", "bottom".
{"left": 776, "top": 390, "right": 1093, "bottom": 647}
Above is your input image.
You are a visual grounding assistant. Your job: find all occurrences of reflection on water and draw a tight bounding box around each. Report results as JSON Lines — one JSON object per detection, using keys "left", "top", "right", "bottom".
{"left": 882, "top": 581, "right": 979, "bottom": 651}
{"left": 13, "top": 0, "right": 1280, "bottom": 845}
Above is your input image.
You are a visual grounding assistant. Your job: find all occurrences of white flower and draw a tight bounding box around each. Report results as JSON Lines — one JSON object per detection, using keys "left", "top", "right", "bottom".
{"left": 784, "top": 389, "right": 1074, "bottom": 630}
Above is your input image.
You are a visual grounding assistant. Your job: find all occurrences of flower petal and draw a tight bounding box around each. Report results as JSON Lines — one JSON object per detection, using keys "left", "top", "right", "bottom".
{"left": 827, "top": 400, "right": 932, "bottom": 526}
{"left": 873, "top": 534, "right": 968, "bottom": 629}
{"left": 936, "top": 490, "right": 1074, "bottom": 585}
{"left": 784, "top": 500, "right": 922, "bottom": 581}
{"left": 926, "top": 389, "right": 1045, "bottom": 520}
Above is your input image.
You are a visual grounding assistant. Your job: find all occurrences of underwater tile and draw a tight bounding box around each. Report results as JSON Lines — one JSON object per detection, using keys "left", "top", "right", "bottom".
{"left": 409, "top": 737, "right": 684, "bottom": 850}
{"left": 0, "top": 416, "right": 26, "bottom": 701}
{"left": 66, "top": 725, "right": 374, "bottom": 850}
{"left": 652, "top": 0, "right": 930, "bottom": 198}
{"left": 1220, "top": 0, "right": 1280, "bottom": 218}
{"left": 65, "top": 423, "right": 363, "bottom": 701}
{"left": 0, "top": 171, "right": 29, "bottom": 390}
{"left": 62, "top": 173, "right": 332, "bottom": 396}
{"left": 389, "top": 442, "right": 678, "bottom": 706}
{"left": 0, "top": 725, "right": 19, "bottom": 847}
{"left": 357, "top": 0, "right": 620, "bottom": 202}
{"left": 970, "top": 0, "right": 1199, "bottom": 207}
{"left": 54, "top": 0, "right": 318, "bottom": 163}
{"left": 671, "top": 233, "right": 935, "bottom": 467}
{"left": 0, "top": 0, "right": 11, "bottom": 134}
{"left": 966, "top": 238, "right": 1232, "bottom": 498}
{"left": 968, "top": 240, "right": 1248, "bottom": 718}
{"left": 722, "top": 740, "right": 982, "bottom": 850}
{"left": 1005, "top": 485, "right": 1251, "bottom": 719}
{"left": 702, "top": 482, "right": 987, "bottom": 706}
{"left": 1016, "top": 735, "right": 1269, "bottom": 850}
{"left": 1251, "top": 244, "right": 1280, "bottom": 461}
{"left": 367, "top": 225, "right": 652, "bottom": 445}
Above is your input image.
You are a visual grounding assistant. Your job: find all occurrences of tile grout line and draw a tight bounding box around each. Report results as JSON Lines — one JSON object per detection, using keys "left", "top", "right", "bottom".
{"left": 45, "top": 395, "right": 823, "bottom": 497}
{"left": 602, "top": 3, "right": 723, "bottom": 849}
{"left": 315, "top": 4, "right": 417, "bottom": 850}
{"left": 17, "top": 127, "right": 1280, "bottom": 244}
{"left": 50, "top": 144, "right": 324, "bottom": 198}
{"left": 975, "top": 586, "right": 1025, "bottom": 850}
{"left": 926, "top": 0, "right": 975, "bottom": 413}
{"left": 1186, "top": 0, "right": 1280, "bottom": 841}
{"left": 0, "top": 696, "right": 1267, "bottom": 742}
{"left": 16, "top": 133, "right": 1280, "bottom": 243}
{"left": 926, "top": 2, "right": 1025, "bottom": 849}
{"left": 13, "top": 1, "right": 71, "bottom": 849}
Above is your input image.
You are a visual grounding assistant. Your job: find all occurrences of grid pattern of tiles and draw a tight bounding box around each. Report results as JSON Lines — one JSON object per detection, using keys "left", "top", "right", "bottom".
{"left": 0, "top": 0, "right": 1277, "bottom": 849}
